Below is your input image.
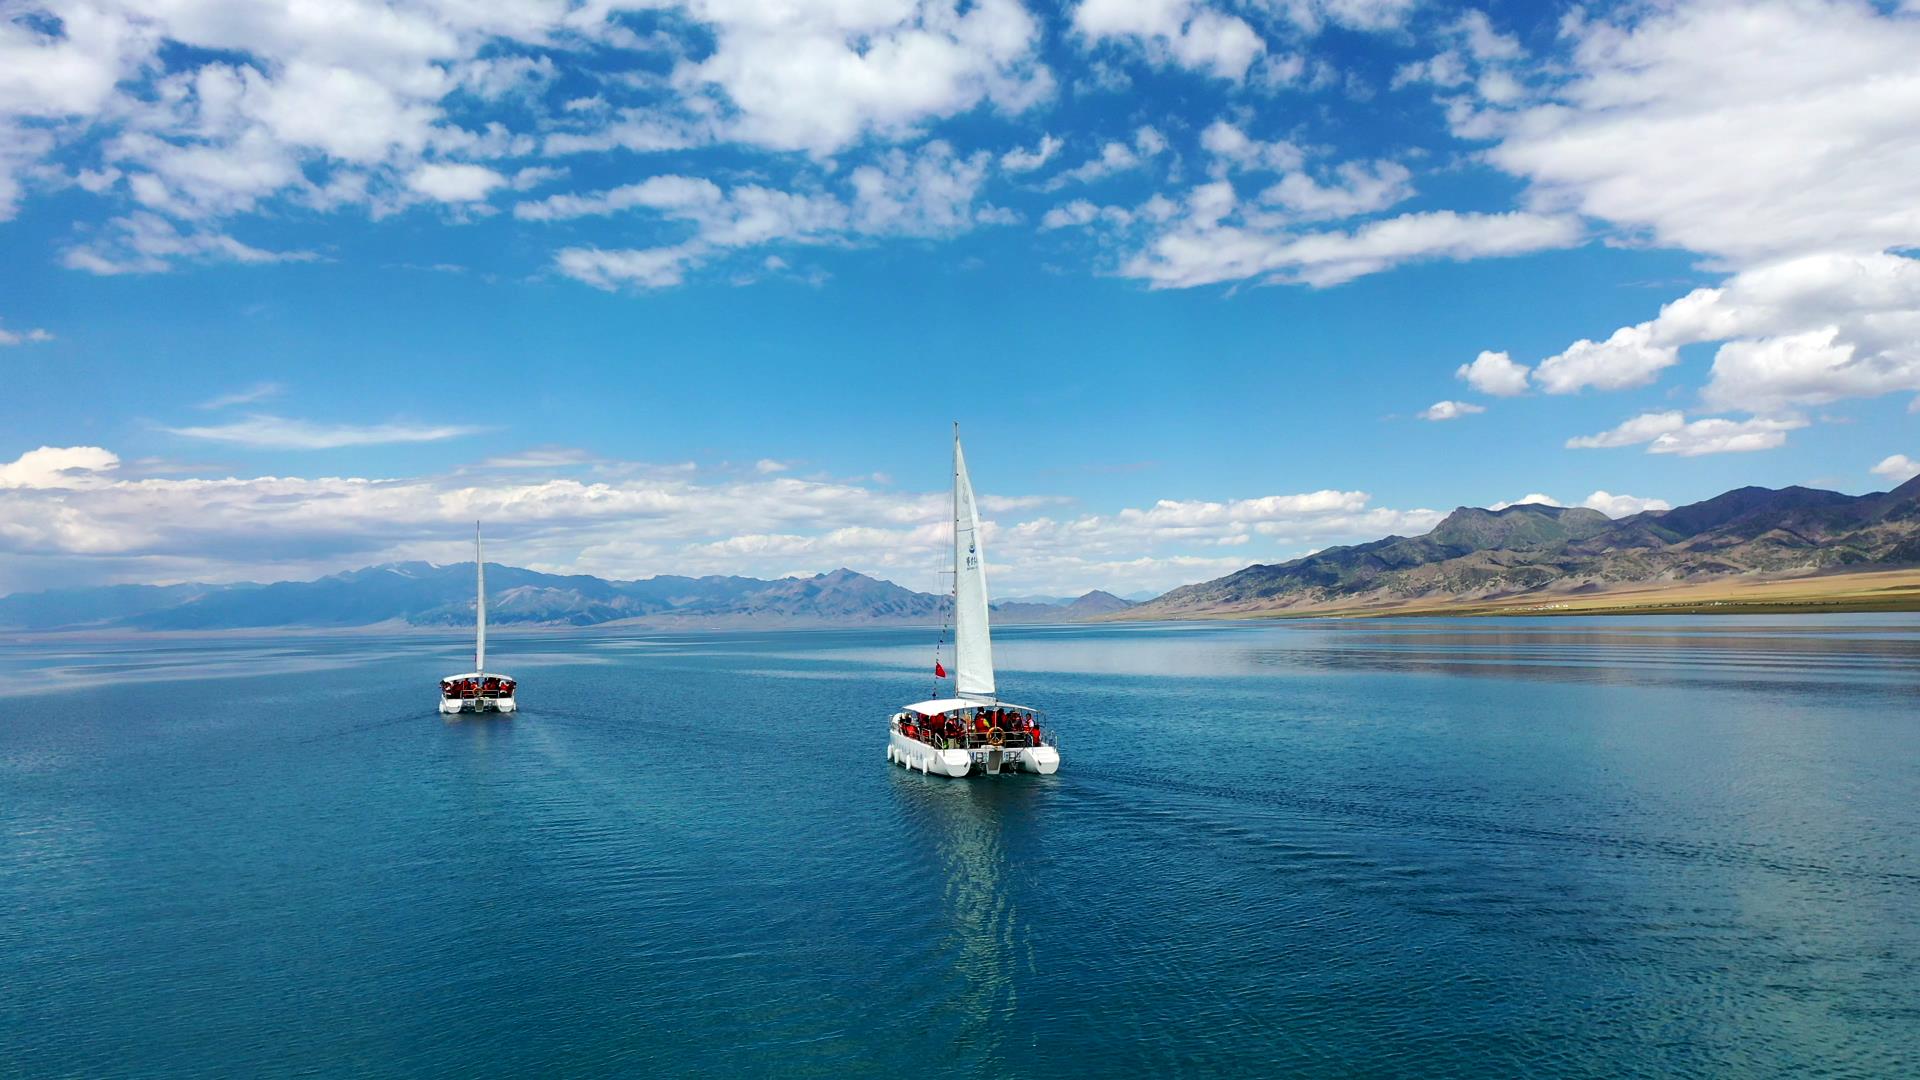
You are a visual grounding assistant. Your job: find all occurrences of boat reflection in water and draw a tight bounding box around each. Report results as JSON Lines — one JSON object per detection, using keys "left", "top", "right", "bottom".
{"left": 887, "top": 771, "right": 1055, "bottom": 1064}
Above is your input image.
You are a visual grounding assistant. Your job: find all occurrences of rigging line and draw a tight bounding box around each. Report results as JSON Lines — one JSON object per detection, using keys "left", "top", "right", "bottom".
{"left": 932, "top": 564, "right": 952, "bottom": 701}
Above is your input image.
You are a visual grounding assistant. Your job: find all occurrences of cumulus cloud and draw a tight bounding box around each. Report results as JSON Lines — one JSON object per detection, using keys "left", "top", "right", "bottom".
{"left": 406, "top": 163, "right": 507, "bottom": 203}
{"left": 1073, "top": 0, "right": 1266, "bottom": 81}
{"left": 536, "top": 141, "right": 1003, "bottom": 289}
{"left": 0, "top": 321, "right": 53, "bottom": 346}
{"left": 63, "top": 212, "right": 318, "bottom": 275}
{"left": 1871, "top": 454, "right": 1920, "bottom": 484}
{"left": 0, "top": 0, "right": 1052, "bottom": 282}
{"left": 1419, "top": 400, "right": 1483, "bottom": 421}
{"left": 672, "top": 0, "right": 1053, "bottom": 154}
{"left": 0, "top": 446, "right": 120, "bottom": 489}
{"left": 1455, "top": 350, "right": 1529, "bottom": 396}
{"left": 1533, "top": 324, "right": 1679, "bottom": 395}
{"left": 1488, "top": 493, "right": 1558, "bottom": 510}
{"left": 1487, "top": 490, "right": 1670, "bottom": 516}
{"left": 1580, "top": 490, "right": 1671, "bottom": 517}
{"left": 1470, "top": 1, "right": 1920, "bottom": 267}
{"left": 1046, "top": 126, "right": 1169, "bottom": 188}
{"left": 1566, "top": 411, "right": 1807, "bottom": 456}
{"left": 1285, "top": 0, "right": 1422, "bottom": 35}
{"left": 1260, "top": 160, "right": 1414, "bottom": 222}
{"left": 0, "top": 445, "right": 1448, "bottom": 598}
{"left": 1517, "top": 253, "right": 1920, "bottom": 409}
{"left": 1199, "top": 119, "right": 1304, "bottom": 174}
{"left": 1434, "top": 3, "right": 1920, "bottom": 432}
{"left": 1001, "top": 133, "right": 1062, "bottom": 173}
{"left": 1119, "top": 180, "right": 1582, "bottom": 288}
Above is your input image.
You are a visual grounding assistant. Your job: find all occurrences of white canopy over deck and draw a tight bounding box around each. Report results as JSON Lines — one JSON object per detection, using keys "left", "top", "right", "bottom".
{"left": 903, "top": 698, "right": 1037, "bottom": 716}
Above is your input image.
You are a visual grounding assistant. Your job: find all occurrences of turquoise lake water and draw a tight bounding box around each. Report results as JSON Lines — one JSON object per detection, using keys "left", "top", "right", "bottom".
{"left": 3, "top": 617, "right": 1917, "bottom": 1077}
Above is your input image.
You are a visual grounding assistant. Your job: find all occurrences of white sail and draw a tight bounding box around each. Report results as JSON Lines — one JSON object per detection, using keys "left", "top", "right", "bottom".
{"left": 474, "top": 522, "right": 486, "bottom": 673}
{"left": 952, "top": 428, "right": 995, "bottom": 700}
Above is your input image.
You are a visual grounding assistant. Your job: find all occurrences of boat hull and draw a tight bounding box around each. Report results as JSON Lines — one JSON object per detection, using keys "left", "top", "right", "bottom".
{"left": 887, "top": 729, "right": 1056, "bottom": 778}
{"left": 439, "top": 696, "right": 516, "bottom": 715}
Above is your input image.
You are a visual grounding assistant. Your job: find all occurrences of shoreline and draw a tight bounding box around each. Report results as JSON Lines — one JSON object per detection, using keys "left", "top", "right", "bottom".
{"left": 1118, "top": 566, "right": 1920, "bottom": 621}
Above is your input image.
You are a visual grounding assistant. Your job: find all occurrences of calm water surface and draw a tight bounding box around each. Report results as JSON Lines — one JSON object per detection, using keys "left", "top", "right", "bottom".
{"left": 2, "top": 617, "right": 1917, "bottom": 1077}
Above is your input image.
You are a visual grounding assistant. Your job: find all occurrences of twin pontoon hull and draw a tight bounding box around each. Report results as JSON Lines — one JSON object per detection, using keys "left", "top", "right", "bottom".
{"left": 439, "top": 696, "right": 517, "bottom": 715}
{"left": 887, "top": 729, "right": 1058, "bottom": 777}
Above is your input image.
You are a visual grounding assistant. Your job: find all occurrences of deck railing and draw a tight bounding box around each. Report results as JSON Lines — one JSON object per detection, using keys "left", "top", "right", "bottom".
{"left": 893, "top": 718, "right": 1055, "bottom": 751}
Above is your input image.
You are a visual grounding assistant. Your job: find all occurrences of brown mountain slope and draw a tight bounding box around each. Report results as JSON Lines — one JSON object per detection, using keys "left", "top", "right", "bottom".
{"left": 1128, "top": 476, "right": 1920, "bottom": 618}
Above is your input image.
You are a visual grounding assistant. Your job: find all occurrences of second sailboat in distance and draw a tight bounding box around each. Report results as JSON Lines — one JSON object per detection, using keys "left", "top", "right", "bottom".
{"left": 888, "top": 425, "right": 1060, "bottom": 777}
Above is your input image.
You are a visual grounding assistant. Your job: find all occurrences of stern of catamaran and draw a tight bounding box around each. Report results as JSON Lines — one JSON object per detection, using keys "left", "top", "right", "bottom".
{"left": 887, "top": 698, "right": 1058, "bottom": 776}
{"left": 438, "top": 673, "right": 518, "bottom": 714}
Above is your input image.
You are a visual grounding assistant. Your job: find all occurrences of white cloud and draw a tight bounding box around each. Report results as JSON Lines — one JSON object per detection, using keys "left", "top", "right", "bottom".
{"left": 1121, "top": 181, "right": 1583, "bottom": 288}
{"left": 0, "top": 1, "right": 1050, "bottom": 282}
{"left": 1871, "top": 454, "right": 1920, "bottom": 484}
{"left": 1073, "top": 0, "right": 1266, "bottom": 81}
{"left": 1564, "top": 411, "right": 1687, "bottom": 450}
{"left": 0, "top": 444, "right": 1451, "bottom": 598}
{"left": 673, "top": 0, "right": 1053, "bottom": 154}
{"left": 536, "top": 141, "right": 1002, "bottom": 288}
{"left": 1419, "top": 400, "right": 1483, "bottom": 421}
{"left": 849, "top": 141, "right": 1000, "bottom": 236}
{"left": 1198, "top": 120, "right": 1304, "bottom": 174}
{"left": 164, "top": 415, "right": 488, "bottom": 450}
{"left": 553, "top": 244, "right": 705, "bottom": 291}
{"left": 1424, "top": 3, "right": 1920, "bottom": 426}
{"left": 0, "top": 446, "right": 120, "bottom": 489}
{"left": 1455, "top": 350, "right": 1529, "bottom": 396}
{"left": 754, "top": 458, "right": 791, "bottom": 474}
{"left": 1534, "top": 324, "right": 1679, "bottom": 395}
{"left": 0, "top": 321, "right": 53, "bottom": 346}
{"left": 1284, "top": 0, "right": 1422, "bottom": 34}
{"left": 1001, "top": 133, "right": 1062, "bottom": 172}
{"left": 1260, "top": 160, "right": 1413, "bottom": 222}
{"left": 1520, "top": 252, "right": 1920, "bottom": 409}
{"left": 1580, "top": 490, "right": 1670, "bottom": 517}
{"left": 62, "top": 212, "right": 317, "bottom": 275}
{"left": 197, "top": 382, "right": 284, "bottom": 410}
{"left": 1566, "top": 411, "right": 1806, "bottom": 456}
{"left": 406, "top": 163, "right": 507, "bottom": 203}
{"left": 1472, "top": 1, "right": 1920, "bottom": 268}
{"left": 1488, "top": 493, "right": 1559, "bottom": 510}
{"left": 1047, "top": 126, "right": 1169, "bottom": 188}
{"left": 1041, "top": 200, "right": 1100, "bottom": 231}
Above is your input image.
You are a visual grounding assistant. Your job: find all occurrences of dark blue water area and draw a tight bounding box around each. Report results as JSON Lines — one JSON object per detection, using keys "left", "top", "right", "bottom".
{"left": 2, "top": 617, "right": 1917, "bottom": 1078}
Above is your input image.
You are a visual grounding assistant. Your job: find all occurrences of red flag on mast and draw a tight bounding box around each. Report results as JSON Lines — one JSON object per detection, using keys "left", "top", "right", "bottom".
{"left": 934, "top": 661, "right": 946, "bottom": 678}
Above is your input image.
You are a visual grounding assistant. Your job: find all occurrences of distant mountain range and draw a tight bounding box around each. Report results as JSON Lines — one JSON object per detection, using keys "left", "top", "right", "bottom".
{"left": 0, "top": 564, "right": 1134, "bottom": 632}
{"left": 1132, "top": 476, "right": 1920, "bottom": 617}
{"left": 8, "top": 478, "right": 1915, "bottom": 632}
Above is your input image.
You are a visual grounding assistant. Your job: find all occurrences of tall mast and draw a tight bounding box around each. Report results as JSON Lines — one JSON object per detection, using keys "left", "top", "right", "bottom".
{"left": 952, "top": 421, "right": 960, "bottom": 591}
{"left": 474, "top": 521, "right": 486, "bottom": 673}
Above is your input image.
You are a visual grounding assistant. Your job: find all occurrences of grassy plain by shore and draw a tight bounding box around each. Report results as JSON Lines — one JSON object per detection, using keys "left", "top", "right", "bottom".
{"left": 1131, "top": 567, "right": 1920, "bottom": 620}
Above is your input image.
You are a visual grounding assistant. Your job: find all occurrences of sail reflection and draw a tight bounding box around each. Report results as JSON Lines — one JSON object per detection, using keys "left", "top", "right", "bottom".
{"left": 888, "top": 775, "right": 1052, "bottom": 1065}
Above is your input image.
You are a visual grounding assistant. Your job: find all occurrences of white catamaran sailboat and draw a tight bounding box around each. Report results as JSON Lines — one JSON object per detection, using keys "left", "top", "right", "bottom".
{"left": 888, "top": 426, "right": 1059, "bottom": 777}
{"left": 439, "top": 523, "right": 517, "bottom": 715}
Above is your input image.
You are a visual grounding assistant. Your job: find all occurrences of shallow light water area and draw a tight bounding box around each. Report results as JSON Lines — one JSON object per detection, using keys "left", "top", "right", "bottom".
{"left": 2, "top": 617, "right": 1917, "bottom": 1077}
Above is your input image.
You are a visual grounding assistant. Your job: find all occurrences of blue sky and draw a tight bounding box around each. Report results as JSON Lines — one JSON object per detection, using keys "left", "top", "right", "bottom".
{"left": 2, "top": 0, "right": 1917, "bottom": 597}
